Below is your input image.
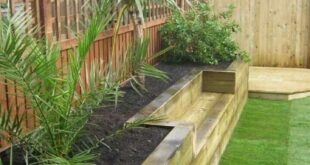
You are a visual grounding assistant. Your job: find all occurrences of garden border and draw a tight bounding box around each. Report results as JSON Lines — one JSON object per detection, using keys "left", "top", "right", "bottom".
{"left": 127, "top": 60, "right": 249, "bottom": 165}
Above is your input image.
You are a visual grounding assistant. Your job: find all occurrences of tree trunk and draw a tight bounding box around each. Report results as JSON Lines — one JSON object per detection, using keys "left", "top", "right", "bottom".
{"left": 129, "top": 11, "right": 144, "bottom": 42}
{"left": 129, "top": 10, "right": 146, "bottom": 88}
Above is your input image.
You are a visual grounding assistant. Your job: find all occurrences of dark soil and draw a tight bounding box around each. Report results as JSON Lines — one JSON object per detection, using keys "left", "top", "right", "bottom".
{"left": 0, "top": 147, "right": 25, "bottom": 165}
{"left": 89, "top": 63, "right": 230, "bottom": 165}
{"left": 0, "top": 63, "right": 230, "bottom": 165}
{"left": 87, "top": 63, "right": 199, "bottom": 165}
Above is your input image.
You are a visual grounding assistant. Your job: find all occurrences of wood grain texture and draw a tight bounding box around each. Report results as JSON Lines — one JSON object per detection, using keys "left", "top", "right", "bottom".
{"left": 249, "top": 66, "right": 310, "bottom": 100}
{"left": 211, "top": 0, "right": 310, "bottom": 68}
{"left": 139, "top": 61, "right": 249, "bottom": 165}
{"left": 203, "top": 71, "right": 236, "bottom": 94}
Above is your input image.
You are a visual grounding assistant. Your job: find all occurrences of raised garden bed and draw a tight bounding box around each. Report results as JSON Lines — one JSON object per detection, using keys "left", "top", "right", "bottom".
{"left": 90, "top": 63, "right": 230, "bottom": 165}
{"left": 126, "top": 60, "right": 249, "bottom": 165}
{"left": 0, "top": 61, "right": 247, "bottom": 165}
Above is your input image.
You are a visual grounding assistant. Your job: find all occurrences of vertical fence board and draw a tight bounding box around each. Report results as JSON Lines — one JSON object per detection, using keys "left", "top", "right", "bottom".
{"left": 2, "top": 0, "right": 169, "bottom": 149}
{"left": 212, "top": 0, "right": 310, "bottom": 68}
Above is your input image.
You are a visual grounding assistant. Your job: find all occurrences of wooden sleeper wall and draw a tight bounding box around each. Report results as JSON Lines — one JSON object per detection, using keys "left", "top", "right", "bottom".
{"left": 192, "top": 61, "right": 249, "bottom": 165}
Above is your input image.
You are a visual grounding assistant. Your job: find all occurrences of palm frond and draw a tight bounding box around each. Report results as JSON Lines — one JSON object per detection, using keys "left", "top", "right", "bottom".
{"left": 0, "top": 106, "right": 24, "bottom": 143}
{"left": 124, "top": 115, "right": 163, "bottom": 129}
{"left": 126, "top": 38, "right": 169, "bottom": 92}
{"left": 138, "top": 64, "right": 169, "bottom": 81}
{"left": 0, "top": 0, "right": 117, "bottom": 164}
{"left": 64, "top": 0, "right": 114, "bottom": 113}
{"left": 106, "top": 115, "right": 163, "bottom": 140}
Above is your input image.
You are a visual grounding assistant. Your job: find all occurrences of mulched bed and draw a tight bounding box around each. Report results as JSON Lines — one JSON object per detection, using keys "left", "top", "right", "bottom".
{"left": 0, "top": 62, "right": 230, "bottom": 165}
{"left": 89, "top": 63, "right": 199, "bottom": 165}
{"left": 90, "top": 63, "right": 230, "bottom": 165}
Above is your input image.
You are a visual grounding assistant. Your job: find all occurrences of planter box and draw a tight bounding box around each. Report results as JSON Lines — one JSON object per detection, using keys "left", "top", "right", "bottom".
{"left": 128, "top": 60, "right": 249, "bottom": 165}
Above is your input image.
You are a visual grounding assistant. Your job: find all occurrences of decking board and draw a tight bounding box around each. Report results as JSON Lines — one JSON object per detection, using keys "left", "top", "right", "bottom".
{"left": 249, "top": 67, "right": 310, "bottom": 100}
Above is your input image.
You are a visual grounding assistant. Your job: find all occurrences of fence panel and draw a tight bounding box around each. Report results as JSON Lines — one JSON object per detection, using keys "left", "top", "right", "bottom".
{"left": 0, "top": 0, "right": 41, "bottom": 150}
{"left": 212, "top": 0, "right": 310, "bottom": 68}
{"left": 0, "top": 0, "right": 181, "bottom": 150}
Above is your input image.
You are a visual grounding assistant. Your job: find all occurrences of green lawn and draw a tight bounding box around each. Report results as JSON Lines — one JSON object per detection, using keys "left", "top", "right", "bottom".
{"left": 220, "top": 97, "right": 310, "bottom": 165}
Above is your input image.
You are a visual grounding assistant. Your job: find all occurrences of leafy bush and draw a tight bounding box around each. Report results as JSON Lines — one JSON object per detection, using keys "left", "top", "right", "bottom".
{"left": 160, "top": 2, "right": 248, "bottom": 65}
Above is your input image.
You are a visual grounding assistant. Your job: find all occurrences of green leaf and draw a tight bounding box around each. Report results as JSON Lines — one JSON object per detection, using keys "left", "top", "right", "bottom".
{"left": 160, "top": 1, "right": 249, "bottom": 64}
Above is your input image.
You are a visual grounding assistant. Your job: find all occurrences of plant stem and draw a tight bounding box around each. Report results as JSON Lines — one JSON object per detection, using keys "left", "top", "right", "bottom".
{"left": 10, "top": 144, "right": 13, "bottom": 165}
{"left": 112, "top": 5, "right": 128, "bottom": 59}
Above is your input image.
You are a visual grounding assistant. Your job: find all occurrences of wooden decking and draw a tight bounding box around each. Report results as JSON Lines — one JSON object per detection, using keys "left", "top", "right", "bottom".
{"left": 249, "top": 67, "right": 310, "bottom": 100}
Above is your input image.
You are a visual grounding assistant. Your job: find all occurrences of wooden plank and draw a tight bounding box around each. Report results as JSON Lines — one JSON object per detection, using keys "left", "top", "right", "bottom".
{"left": 249, "top": 66, "right": 310, "bottom": 99}
{"left": 203, "top": 71, "right": 236, "bottom": 94}
{"left": 98, "top": 39, "right": 103, "bottom": 69}
{"left": 55, "top": 0, "right": 61, "bottom": 40}
{"left": 16, "top": 89, "right": 26, "bottom": 130}
{"left": 296, "top": 0, "right": 303, "bottom": 67}
{"left": 0, "top": 81, "right": 8, "bottom": 111}
{"left": 94, "top": 41, "right": 99, "bottom": 66}
{"left": 0, "top": 80, "right": 9, "bottom": 148}
{"left": 103, "top": 38, "right": 108, "bottom": 65}
{"left": 65, "top": 0, "right": 70, "bottom": 38}
{"left": 303, "top": 0, "right": 310, "bottom": 68}
{"left": 60, "top": 17, "right": 167, "bottom": 50}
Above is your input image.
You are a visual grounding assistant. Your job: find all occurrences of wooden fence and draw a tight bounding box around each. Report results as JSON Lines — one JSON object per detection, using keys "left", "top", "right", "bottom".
{"left": 0, "top": 0, "right": 191, "bottom": 149}
{"left": 211, "top": 0, "right": 310, "bottom": 68}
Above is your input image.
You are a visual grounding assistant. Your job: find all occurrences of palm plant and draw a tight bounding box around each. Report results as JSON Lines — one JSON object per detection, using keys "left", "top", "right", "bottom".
{"left": 113, "top": 0, "right": 189, "bottom": 48}
{"left": 114, "top": 0, "right": 180, "bottom": 42}
{"left": 126, "top": 38, "right": 170, "bottom": 94}
{"left": 112, "top": 0, "right": 187, "bottom": 90}
{"left": 0, "top": 0, "right": 122, "bottom": 164}
{"left": 0, "top": 0, "right": 186, "bottom": 164}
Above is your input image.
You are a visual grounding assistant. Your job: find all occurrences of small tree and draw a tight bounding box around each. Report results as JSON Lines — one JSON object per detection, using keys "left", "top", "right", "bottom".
{"left": 113, "top": 0, "right": 187, "bottom": 90}
{"left": 115, "top": 0, "right": 181, "bottom": 42}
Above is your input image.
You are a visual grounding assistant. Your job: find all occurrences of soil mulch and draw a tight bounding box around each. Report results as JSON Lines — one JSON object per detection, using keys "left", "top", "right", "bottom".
{"left": 0, "top": 63, "right": 230, "bottom": 165}
{"left": 89, "top": 63, "right": 198, "bottom": 165}
{"left": 90, "top": 63, "right": 229, "bottom": 165}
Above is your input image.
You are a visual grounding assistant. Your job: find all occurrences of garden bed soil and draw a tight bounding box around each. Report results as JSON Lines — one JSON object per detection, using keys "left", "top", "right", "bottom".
{"left": 90, "top": 62, "right": 230, "bottom": 165}
{"left": 0, "top": 62, "right": 230, "bottom": 165}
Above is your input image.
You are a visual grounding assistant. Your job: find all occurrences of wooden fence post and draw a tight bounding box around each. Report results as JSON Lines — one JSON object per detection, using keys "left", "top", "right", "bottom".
{"left": 38, "top": 0, "right": 52, "bottom": 41}
{"left": 9, "top": 0, "right": 16, "bottom": 14}
{"left": 181, "top": 0, "right": 185, "bottom": 10}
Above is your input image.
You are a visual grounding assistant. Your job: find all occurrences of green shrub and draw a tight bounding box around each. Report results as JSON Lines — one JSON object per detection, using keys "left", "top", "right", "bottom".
{"left": 160, "top": 2, "right": 248, "bottom": 65}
